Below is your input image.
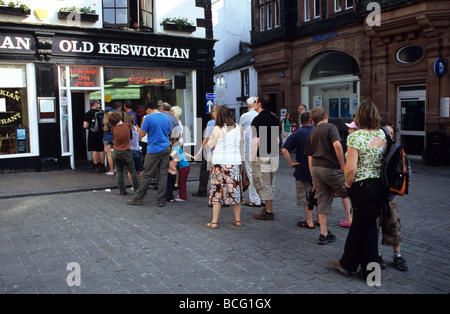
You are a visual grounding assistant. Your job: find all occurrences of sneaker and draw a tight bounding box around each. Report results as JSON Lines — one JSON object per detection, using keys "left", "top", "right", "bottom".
{"left": 106, "top": 171, "right": 115, "bottom": 175}
{"left": 254, "top": 210, "right": 274, "bottom": 220}
{"left": 126, "top": 199, "right": 143, "bottom": 206}
{"left": 393, "top": 256, "right": 409, "bottom": 271}
{"left": 174, "top": 197, "right": 185, "bottom": 202}
{"left": 192, "top": 191, "right": 207, "bottom": 197}
{"left": 319, "top": 231, "right": 336, "bottom": 245}
{"left": 377, "top": 254, "right": 387, "bottom": 269}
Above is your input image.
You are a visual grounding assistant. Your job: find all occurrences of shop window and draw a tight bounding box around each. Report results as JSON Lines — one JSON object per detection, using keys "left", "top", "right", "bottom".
{"left": 0, "top": 65, "right": 30, "bottom": 155}
{"left": 103, "top": 0, "right": 153, "bottom": 30}
{"left": 95, "top": 68, "right": 196, "bottom": 145}
{"left": 396, "top": 45, "right": 424, "bottom": 64}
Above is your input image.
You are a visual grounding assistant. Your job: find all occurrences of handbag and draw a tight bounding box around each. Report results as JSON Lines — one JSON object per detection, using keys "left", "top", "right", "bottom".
{"left": 241, "top": 164, "right": 250, "bottom": 192}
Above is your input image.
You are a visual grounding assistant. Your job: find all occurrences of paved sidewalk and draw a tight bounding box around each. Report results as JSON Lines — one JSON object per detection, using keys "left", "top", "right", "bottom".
{"left": 0, "top": 158, "right": 449, "bottom": 295}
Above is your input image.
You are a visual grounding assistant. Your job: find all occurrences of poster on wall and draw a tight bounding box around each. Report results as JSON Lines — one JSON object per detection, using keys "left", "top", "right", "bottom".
{"left": 350, "top": 94, "right": 359, "bottom": 115}
{"left": 340, "top": 98, "right": 350, "bottom": 117}
{"left": 313, "top": 95, "right": 322, "bottom": 107}
{"left": 329, "top": 98, "right": 339, "bottom": 117}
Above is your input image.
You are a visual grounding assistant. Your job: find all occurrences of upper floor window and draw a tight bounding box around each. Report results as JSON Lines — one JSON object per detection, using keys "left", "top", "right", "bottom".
{"left": 314, "top": 0, "right": 321, "bottom": 19}
{"left": 345, "top": 0, "right": 354, "bottom": 10}
{"left": 103, "top": 0, "right": 153, "bottom": 30}
{"left": 334, "top": 0, "right": 342, "bottom": 13}
{"left": 256, "top": 0, "right": 280, "bottom": 31}
{"left": 241, "top": 70, "right": 249, "bottom": 98}
{"left": 304, "top": 0, "right": 321, "bottom": 22}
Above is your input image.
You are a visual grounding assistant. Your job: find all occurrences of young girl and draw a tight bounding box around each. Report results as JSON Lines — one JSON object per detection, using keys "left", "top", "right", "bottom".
{"left": 124, "top": 113, "right": 143, "bottom": 185}
{"left": 167, "top": 136, "right": 191, "bottom": 202}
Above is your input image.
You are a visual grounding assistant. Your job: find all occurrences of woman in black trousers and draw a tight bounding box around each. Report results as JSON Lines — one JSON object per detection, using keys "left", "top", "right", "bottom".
{"left": 330, "top": 100, "right": 389, "bottom": 280}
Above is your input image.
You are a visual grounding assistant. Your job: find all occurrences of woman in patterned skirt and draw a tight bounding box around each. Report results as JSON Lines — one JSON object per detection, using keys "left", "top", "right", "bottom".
{"left": 206, "top": 105, "right": 244, "bottom": 229}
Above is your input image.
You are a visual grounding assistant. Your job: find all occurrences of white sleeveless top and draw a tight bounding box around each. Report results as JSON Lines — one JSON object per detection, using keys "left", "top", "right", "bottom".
{"left": 212, "top": 125, "right": 242, "bottom": 165}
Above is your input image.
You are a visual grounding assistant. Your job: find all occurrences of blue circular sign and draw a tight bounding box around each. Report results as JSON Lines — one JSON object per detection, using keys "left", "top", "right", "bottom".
{"left": 434, "top": 58, "right": 446, "bottom": 78}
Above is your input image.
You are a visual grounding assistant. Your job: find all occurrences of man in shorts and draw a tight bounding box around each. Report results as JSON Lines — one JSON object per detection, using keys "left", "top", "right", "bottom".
{"left": 282, "top": 111, "right": 316, "bottom": 228}
{"left": 83, "top": 99, "right": 105, "bottom": 172}
{"left": 251, "top": 95, "right": 280, "bottom": 220}
{"left": 305, "top": 106, "right": 352, "bottom": 244}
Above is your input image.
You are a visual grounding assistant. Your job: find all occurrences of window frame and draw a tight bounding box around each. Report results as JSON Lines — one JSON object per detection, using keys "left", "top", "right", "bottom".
{"left": 334, "top": 0, "right": 342, "bottom": 13}
{"left": 241, "top": 69, "right": 250, "bottom": 99}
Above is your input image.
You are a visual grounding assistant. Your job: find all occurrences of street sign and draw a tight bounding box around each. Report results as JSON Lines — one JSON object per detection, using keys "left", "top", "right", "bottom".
{"left": 206, "top": 93, "right": 215, "bottom": 114}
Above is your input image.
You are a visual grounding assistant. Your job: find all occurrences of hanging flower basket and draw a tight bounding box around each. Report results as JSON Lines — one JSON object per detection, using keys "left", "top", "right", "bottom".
{"left": 58, "top": 11, "right": 99, "bottom": 22}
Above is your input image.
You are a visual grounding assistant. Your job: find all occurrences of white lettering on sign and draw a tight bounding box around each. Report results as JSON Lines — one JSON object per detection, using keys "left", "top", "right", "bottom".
{"left": 0, "top": 36, "right": 30, "bottom": 50}
{"left": 59, "top": 39, "right": 190, "bottom": 59}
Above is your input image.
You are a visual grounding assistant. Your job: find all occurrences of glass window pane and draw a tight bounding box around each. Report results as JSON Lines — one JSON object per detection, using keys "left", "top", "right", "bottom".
{"left": 103, "top": 0, "right": 115, "bottom": 8}
{"left": 116, "top": 0, "right": 128, "bottom": 8}
{"left": 103, "top": 9, "right": 116, "bottom": 24}
{"left": 116, "top": 9, "right": 128, "bottom": 24}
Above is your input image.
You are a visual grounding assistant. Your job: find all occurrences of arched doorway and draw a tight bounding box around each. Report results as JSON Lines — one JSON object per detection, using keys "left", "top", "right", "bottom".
{"left": 301, "top": 51, "right": 360, "bottom": 119}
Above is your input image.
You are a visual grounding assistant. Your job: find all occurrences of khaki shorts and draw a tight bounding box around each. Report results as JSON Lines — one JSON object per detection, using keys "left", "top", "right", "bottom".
{"left": 252, "top": 157, "right": 276, "bottom": 201}
{"left": 296, "top": 181, "right": 312, "bottom": 207}
{"left": 377, "top": 197, "right": 402, "bottom": 247}
{"left": 311, "top": 166, "right": 347, "bottom": 215}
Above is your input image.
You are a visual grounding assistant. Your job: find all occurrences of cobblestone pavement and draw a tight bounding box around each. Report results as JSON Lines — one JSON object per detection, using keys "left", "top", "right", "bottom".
{"left": 0, "top": 158, "right": 449, "bottom": 295}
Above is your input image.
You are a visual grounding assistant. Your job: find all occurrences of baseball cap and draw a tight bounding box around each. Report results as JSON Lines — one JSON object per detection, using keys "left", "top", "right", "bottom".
{"left": 90, "top": 99, "right": 100, "bottom": 106}
{"left": 345, "top": 121, "right": 358, "bottom": 129}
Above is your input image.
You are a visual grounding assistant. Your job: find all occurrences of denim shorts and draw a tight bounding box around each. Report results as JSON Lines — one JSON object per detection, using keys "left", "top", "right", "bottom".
{"left": 131, "top": 149, "right": 143, "bottom": 172}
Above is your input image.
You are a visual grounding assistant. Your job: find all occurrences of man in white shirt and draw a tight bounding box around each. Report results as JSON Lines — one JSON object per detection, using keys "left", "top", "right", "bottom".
{"left": 239, "top": 97, "right": 262, "bottom": 207}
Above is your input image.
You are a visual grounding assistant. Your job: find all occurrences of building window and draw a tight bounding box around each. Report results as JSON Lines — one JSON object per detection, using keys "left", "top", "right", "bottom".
{"left": 256, "top": 0, "right": 280, "bottom": 31}
{"left": 345, "top": 0, "right": 353, "bottom": 10}
{"left": 314, "top": 0, "right": 321, "bottom": 18}
{"left": 241, "top": 70, "right": 249, "bottom": 98}
{"left": 304, "top": 0, "right": 311, "bottom": 21}
{"left": 259, "top": 6, "right": 265, "bottom": 31}
{"left": 334, "top": 0, "right": 342, "bottom": 13}
{"left": 267, "top": 3, "right": 273, "bottom": 30}
{"left": 274, "top": 0, "right": 280, "bottom": 27}
{"left": 0, "top": 65, "right": 30, "bottom": 155}
{"left": 104, "top": 0, "right": 153, "bottom": 30}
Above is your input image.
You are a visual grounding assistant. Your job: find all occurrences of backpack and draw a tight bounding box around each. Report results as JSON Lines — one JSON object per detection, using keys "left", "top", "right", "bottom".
{"left": 89, "top": 110, "right": 104, "bottom": 133}
{"left": 380, "top": 127, "right": 412, "bottom": 196}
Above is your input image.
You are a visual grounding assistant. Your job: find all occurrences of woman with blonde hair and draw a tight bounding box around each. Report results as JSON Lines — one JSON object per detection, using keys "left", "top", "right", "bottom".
{"left": 206, "top": 105, "right": 244, "bottom": 228}
{"left": 330, "top": 100, "right": 389, "bottom": 280}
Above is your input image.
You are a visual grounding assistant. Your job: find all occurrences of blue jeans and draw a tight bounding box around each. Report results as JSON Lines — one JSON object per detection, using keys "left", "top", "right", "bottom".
{"left": 112, "top": 150, "right": 140, "bottom": 194}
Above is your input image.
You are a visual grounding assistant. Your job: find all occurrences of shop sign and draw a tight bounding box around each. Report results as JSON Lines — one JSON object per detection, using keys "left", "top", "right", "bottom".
{"left": 128, "top": 77, "right": 169, "bottom": 86}
{"left": 0, "top": 112, "right": 21, "bottom": 125}
{"left": 312, "top": 31, "right": 338, "bottom": 42}
{"left": 53, "top": 37, "right": 192, "bottom": 61}
{"left": 0, "top": 35, "right": 35, "bottom": 53}
{"left": 70, "top": 67, "right": 99, "bottom": 87}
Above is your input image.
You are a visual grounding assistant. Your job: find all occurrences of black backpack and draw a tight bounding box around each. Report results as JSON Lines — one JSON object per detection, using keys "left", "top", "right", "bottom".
{"left": 89, "top": 110, "right": 104, "bottom": 133}
{"left": 380, "top": 127, "right": 412, "bottom": 196}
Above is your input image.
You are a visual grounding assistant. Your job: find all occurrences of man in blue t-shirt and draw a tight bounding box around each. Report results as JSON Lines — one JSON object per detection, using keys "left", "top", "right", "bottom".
{"left": 127, "top": 101, "right": 171, "bottom": 207}
{"left": 281, "top": 111, "right": 316, "bottom": 229}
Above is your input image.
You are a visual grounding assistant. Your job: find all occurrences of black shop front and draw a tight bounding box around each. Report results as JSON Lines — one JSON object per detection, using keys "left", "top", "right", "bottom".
{"left": 0, "top": 23, "right": 214, "bottom": 172}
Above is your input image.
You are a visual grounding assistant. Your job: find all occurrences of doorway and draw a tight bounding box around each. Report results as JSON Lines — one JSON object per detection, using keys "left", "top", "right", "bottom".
{"left": 71, "top": 92, "right": 89, "bottom": 167}
{"left": 397, "top": 85, "right": 426, "bottom": 157}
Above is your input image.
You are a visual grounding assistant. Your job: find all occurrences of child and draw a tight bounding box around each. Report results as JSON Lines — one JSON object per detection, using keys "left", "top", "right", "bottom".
{"left": 377, "top": 121, "right": 409, "bottom": 271}
{"left": 167, "top": 137, "right": 191, "bottom": 202}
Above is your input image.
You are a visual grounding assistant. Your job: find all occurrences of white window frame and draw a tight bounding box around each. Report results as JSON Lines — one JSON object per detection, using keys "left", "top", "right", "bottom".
{"left": 345, "top": 0, "right": 353, "bottom": 10}
{"left": 334, "top": 0, "right": 342, "bottom": 13}
{"left": 314, "top": 0, "right": 320, "bottom": 19}
{"left": 304, "top": 0, "right": 311, "bottom": 22}
{"left": 260, "top": 6, "right": 265, "bottom": 31}
{"left": 274, "top": 1, "right": 280, "bottom": 27}
{"left": 267, "top": 3, "right": 273, "bottom": 30}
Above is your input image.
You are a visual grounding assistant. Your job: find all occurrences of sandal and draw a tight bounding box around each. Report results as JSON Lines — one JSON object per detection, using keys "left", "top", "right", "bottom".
{"left": 244, "top": 201, "right": 262, "bottom": 207}
{"left": 206, "top": 221, "right": 218, "bottom": 229}
{"left": 232, "top": 219, "right": 241, "bottom": 227}
{"left": 297, "top": 220, "right": 315, "bottom": 229}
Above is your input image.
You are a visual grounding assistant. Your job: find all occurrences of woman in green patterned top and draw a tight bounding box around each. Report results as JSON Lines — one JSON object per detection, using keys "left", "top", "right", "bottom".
{"left": 330, "top": 100, "right": 389, "bottom": 280}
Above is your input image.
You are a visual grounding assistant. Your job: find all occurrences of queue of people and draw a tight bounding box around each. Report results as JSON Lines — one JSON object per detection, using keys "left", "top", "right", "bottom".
{"left": 84, "top": 96, "right": 408, "bottom": 280}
